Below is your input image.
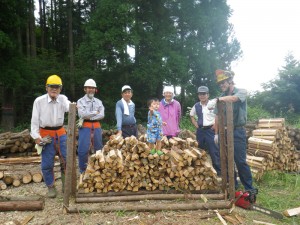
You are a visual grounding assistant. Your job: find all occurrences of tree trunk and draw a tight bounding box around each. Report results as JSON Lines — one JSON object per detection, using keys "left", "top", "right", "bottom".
{"left": 67, "top": 0, "right": 75, "bottom": 100}
{"left": 67, "top": 201, "right": 232, "bottom": 213}
{"left": 0, "top": 200, "right": 44, "bottom": 211}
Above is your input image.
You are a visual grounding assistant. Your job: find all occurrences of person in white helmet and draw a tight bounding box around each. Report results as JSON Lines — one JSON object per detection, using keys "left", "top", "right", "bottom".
{"left": 77, "top": 79, "right": 105, "bottom": 174}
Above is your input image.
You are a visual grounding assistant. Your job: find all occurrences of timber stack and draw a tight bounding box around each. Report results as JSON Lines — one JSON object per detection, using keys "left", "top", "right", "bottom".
{"left": 0, "top": 171, "right": 43, "bottom": 190}
{"left": 0, "top": 129, "right": 36, "bottom": 156}
{"left": 247, "top": 118, "right": 299, "bottom": 180}
{"left": 78, "top": 135, "right": 219, "bottom": 193}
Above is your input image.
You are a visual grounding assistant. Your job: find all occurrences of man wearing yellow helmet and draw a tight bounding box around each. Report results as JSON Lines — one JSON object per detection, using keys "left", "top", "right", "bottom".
{"left": 214, "top": 69, "right": 256, "bottom": 193}
{"left": 30, "top": 74, "right": 70, "bottom": 198}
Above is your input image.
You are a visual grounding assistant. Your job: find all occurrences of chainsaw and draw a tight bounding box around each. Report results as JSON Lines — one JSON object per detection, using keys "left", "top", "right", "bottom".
{"left": 234, "top": 189, "right": 283, "bottom": 219}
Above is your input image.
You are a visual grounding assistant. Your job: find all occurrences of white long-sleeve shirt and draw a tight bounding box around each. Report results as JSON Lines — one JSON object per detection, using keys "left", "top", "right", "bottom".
{"left": 30, "top": 94, "right": 70, "bottom": 139}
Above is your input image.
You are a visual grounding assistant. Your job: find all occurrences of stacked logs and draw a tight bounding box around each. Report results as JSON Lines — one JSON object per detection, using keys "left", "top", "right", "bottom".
{"left": 287, "top": 127, "right": 300, "bottom": 150}
{"left": 0, "top": 129, "right": 36, "bottom": 156}
{"left": 247, "top": 118, "right": 300, "bottom": 179}
{"left": 78, "top": 135, "right": 219, "bottom": 193}
{"left": 0, "top": 171, "right": 43, "bottom": 190}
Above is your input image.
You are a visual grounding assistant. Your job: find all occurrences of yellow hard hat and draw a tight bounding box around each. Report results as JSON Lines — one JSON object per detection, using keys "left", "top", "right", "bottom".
{"left": 215, "top": 69, "right": 234, "bottom": 83}
{"left": 46, "top": 75, "right": 62, "bottom": 86}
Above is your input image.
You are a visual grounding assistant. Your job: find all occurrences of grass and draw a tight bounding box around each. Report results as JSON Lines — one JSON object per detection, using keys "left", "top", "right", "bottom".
{"left": 253, "top": 171, "right": 300, "bottom": 224}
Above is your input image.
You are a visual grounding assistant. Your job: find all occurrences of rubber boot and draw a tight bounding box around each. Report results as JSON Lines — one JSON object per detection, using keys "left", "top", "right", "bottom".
{"left": 156, "top": 150, "right": 164, "bottom": 156}
{"left": 61, "top": 173, "right": 65, "bottom": 193}
{"left": 48, "top": 186, "right": 57, "bottom": 198}
{"left": 150, "top": 149, "right": 156, "bottom": 155}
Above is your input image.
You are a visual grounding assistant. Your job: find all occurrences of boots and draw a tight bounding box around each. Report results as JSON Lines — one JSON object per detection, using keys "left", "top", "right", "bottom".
{"left": 61, "top": 173, "right": 65, "bottom": 193}
{"left": 48, "top": 186, "right": 57, "bottom": 198}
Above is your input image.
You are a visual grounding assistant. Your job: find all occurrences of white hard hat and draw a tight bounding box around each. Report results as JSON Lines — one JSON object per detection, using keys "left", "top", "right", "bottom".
{"left": 121, "top": 85, "right": 132, "bottom": 92}
{"left": 84, "top": 79, "right": 97, "bottom": 87}
{"left": 163, "top": 86, "right": 174, "bottom": 95}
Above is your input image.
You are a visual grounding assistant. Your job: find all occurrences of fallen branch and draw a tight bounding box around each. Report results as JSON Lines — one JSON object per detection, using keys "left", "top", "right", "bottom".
{"left": 66, "top": 201, "right": 232, "bottom": 213}
{"left": 76, "top": 193, "right": 225, "bottom": 203}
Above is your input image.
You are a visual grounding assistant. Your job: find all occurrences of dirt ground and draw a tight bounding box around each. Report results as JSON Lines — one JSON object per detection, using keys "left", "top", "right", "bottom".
{"left": 0, "top": 163, "right": 298, "bottom": 225}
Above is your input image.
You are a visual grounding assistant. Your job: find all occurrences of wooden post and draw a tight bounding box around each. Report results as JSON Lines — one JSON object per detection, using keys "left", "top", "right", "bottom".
{"left": 217, "top": 102, "right": 227, "bottom": 193}
{"left": 63, "top": 103, "right": 77, "bottom": 208}
{"left": 225, "top": 102, "right": 235, "bottom": 201}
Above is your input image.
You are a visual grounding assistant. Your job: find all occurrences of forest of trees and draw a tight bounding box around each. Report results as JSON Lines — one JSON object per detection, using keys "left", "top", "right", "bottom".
{"left": 1, "top": 0, "right": 300, "bottom": 130}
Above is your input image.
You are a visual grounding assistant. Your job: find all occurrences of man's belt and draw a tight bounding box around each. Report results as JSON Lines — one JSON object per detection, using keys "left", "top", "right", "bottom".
{"left": 84, "top": 120, "right": 99, "bottom": 122}
{"left": 122, "top": 124, "right": 136, "bottom": 128}
{"left": 199, "top": 125, "right": 213, "bottom": 130}
{"left": 42, "top": 126, "right": 63, "bottom": 130}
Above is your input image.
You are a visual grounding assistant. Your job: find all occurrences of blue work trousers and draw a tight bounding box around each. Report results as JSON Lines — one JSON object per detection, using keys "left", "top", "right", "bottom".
{"left": 77, "top": 127, "right": 103, "bottom": 173}
{"left": 41, "top": 134, "right": 67, "bottom": 187}
{"left": 196, "top": 127, "right": 221, "bottom": 175}
{"left": 234, "top": 127, "right": 254, "bottom": 190}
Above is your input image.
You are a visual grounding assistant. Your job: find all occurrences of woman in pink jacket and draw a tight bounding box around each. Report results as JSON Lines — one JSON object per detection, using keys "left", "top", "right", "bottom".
{"left": 158, "top": 86, "right": 182, "bottom": 139}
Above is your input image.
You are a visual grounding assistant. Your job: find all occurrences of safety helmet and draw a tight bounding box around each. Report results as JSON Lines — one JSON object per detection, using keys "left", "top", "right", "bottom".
{"left": 46, "top": 75, "right": 62, "bottom": 86}
{"left": 215, "top": 69, "right": 234, "bottom": 83}
{"left": 84, "top": 79, "right": 97, "bottom": 88}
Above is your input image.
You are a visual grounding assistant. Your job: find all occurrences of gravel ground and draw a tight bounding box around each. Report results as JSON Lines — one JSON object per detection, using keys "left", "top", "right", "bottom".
{"left": 0, "top": 163, "right": 293, "bottom": 225}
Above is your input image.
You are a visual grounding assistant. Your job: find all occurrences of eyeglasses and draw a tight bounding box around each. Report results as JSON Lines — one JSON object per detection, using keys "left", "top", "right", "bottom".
{"left": 198, "top": 92, "right": 207, "bottom": 96}
{"left": 218, "top": 80, "right": 227, "bottom": 85}
{"left": 47, "top": 85, "right": 61, "bottom": 89}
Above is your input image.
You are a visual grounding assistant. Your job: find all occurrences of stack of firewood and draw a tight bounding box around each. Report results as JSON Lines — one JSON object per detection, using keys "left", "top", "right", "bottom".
{"left": 247, "top": 118, "right": 299, "bottom": 179}
{"left": 287, "top": 127, "right": 300, "bottom": 150}
{"left": 0, "top": 129, "right": 36, "bottom": 156}
{"left": 0, "top": 170, "right": 43, "bottom": 190}
{"left": 78, "top": 135, "right": 219, "bottom": 193}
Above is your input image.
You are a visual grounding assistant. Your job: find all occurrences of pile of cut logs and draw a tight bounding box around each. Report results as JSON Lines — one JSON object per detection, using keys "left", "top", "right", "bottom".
{"left": 0, "top": 170, "right": 43, "bottom": 190}
{"left": 0, "top": 129, "right": 36, "bottom": 156}
{"left": 78, "top": 135, "right": 219, "bottom": 193}
{"left": 247, "top": 118, "right": 300, "bottom": 180}
{"left": 287, "top": 126, "right": 300, "bottom": 150}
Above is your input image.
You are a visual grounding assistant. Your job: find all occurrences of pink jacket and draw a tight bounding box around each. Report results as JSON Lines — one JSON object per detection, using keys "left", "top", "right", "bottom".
{"left": 158, "top": 99, "right": 181, "bottom": 137}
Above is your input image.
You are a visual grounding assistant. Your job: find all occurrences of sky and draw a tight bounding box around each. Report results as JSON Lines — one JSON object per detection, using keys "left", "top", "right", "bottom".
{"left": 227, "top": 0, "right": 300, "bottom": 92}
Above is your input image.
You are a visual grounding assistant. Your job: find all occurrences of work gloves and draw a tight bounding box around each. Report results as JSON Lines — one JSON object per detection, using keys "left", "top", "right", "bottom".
{"left": 76, "top": 118, "right": 84, "bottom": 128}
{"left": 214, "top": 134, "right": 219, "bottom": 145}
{"left": 36, "top": 135, "right": 52, "bottom": 155}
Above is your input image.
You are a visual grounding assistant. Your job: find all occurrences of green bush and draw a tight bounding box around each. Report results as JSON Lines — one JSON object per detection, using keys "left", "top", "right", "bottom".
{"left": 247, "top": 105, "right": 271, "bottom": 122}
{"left": 180, "top": 115, "right": 196, "bottom": 132}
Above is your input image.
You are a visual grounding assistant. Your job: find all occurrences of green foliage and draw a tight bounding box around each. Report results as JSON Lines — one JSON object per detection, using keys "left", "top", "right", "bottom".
{"left": 180, "top": 115, "right": 196, "bottom": 132}
{"left": 253, "top": 171, "right": 300, "bottom": 224}
{"left": 250, "top": 53, "right": 300, "bottom": 115}
{"left": 247, "top": 105, "right": 271, "bottom": 123}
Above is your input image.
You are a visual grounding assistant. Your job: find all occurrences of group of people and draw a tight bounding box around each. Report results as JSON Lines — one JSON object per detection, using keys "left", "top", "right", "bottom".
{"left": 30, "top": 68, "right": 256, "bottom": 199}
{"left": 30, "top": 76, "right": 181, "bottom": 198}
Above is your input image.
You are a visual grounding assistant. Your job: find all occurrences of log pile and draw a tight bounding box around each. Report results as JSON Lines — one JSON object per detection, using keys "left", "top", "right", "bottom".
{"left": 247, "top": 118, "right": 300, "bottom": 179}
{"left": 78, "top": 135, "right": 219, "bottom": 193}
{"left": 0, "top": 129, "right": 37, "bottom": 156}
{"left": 0, "top": 171, "right": 43, "bottom": 190}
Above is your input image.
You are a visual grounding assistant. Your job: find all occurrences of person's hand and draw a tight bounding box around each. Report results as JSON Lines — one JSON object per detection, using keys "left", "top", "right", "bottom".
{"left": 162, "top": 121, "right": 167, "bottom": 126}
{"left": 116, "top": 130, "right": 122, "bottom": 137}
{"left": 214, "top": 134, "right": 219, "bottom": 145}
{"left": 41, "top": 135, "right": 52, "bottom": 144}
{"left": 76, "top": 118, "right": 84, "bottom": 128}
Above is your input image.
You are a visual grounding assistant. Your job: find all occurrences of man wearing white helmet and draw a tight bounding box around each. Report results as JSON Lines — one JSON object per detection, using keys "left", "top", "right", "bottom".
{"left": 115, "top": 85, "right": 137, "bottom": 138}
{"left": 77, "top": 79, "right": 105, "bottom": 174}
{"left": 158, "top": 86, "right": 181, "bottom": 139}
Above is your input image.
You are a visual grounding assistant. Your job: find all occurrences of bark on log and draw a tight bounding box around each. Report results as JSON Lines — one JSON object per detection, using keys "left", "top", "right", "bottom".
{"left": 66, "top": 200, "right": 232, "bottom": 213}
{"left": 76, "top": 193, "right": 225, "bottom": 203}
{"left": 0, "top": 200, "right": 44, "bottom": 211}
